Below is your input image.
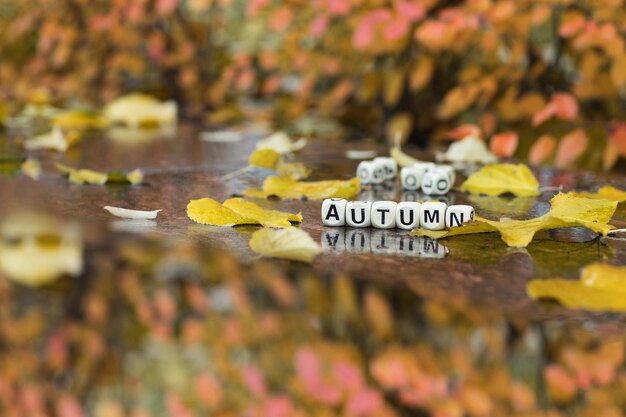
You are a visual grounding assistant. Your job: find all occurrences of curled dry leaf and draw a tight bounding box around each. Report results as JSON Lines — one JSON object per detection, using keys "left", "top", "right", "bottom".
{"left": 440, "top": 134, "right": 496, "bottom": 164}
{"left": 412, "top": 193, "right": 617, "bottom": 247}
{"left": 256, "top": 131, "right": 307, "bottom": 154}
{"left": 21, "top": 158, "right": 41, "bottom": 180}
{"left": 103, "top": 206, "right": 162, "bottom": 219}
{"left": 527, "top": 263, "right": 626, "bottom": 312}
{"left": 243, "top": 176, "right": 360, "bottom": 200}
{"left": 24, "top": 127, "right": 69, "bottom": 152}
{"left": 187, "top": 197, "right": 302, "bottom": 227}
{"left": 249, "top": 228, "right": 322, "bottom": 263}
{"left": 390, "top": 146, "right": 422, "bottom": 167}
{"left": 248, "top": 148, "right": 282, "bottom": 169}
{"left": 460, "top": 163, "right": 540, "bottom": 197}
{"left": 570, "top": 186, "right": 626, "bottom": 203}
{"left": 103, "top": 93, "right": 177, "bottom": 128}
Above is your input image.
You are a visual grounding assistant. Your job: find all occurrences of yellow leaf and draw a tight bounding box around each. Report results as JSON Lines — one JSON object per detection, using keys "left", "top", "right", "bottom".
{"left": 21, "top": 158, "right": 41, "bottom": 180}
{"left": 69, "top": 169, "right": 108, "bottom": 185}
{"left": 126, "top": 169, "right": 144, "bottom": 185}
{"left": 24, "top": 127, "right": 69, "bottom": 152}
{"left": 222, "top": 198, "right": 302, "bottom": 227}
{"left": 256, "top": 131, "right": 307, "bottom": 154}
{"left": 460, "top": 163, "right": 540, "bottom": 197}
{"left": 249, "top": 228, "right": 322, "bottom": 263}
{"left": 243, "top": 176, "right": 360, "bottom": 200}
{"left": 0, "top": 102, "right": 8, "bottom": 125}
{"left": 276, "top": 162, "right": 311, "bottom": 180}
{"left": 248, "top": 148, "right": 282, "bottom": 169}
{"left": 412, "top": 193, "right": 616, "bottom": 247}
{"left": 51, "top": 110, "right": 107, "bottom": 130}
{"left": 187, "top": 197, "right": 254, "bottom": 226}
{"left": 390, "top": 146, "right": 423, "bottom": 167}
{"left": 570, "top": 186, "right": 626, "bottom": 203}
{"left": 527, "top": 263, "right": 626, "bottom": 312}
{"left": 103, "top": 93, "right": 177, "bottom": 128}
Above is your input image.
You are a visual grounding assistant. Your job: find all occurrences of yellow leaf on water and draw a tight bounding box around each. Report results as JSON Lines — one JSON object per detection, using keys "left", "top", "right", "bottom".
{"left": 249, "top": 228, "right": 322, "bottom": 263}
{"left": 527, "top": 263, "right": 626, "bottom": 312}
{"left": 223, "top": 198, "right": 302, "bottom": 227}
{"left": 390, "top": 146, "right": 423, "bottom": 167}
{"left": 69, "top": 169, "right": 108, "bottom": 185}
{"left": 187, "top": 198, "right": 254, "bottom": 226}
{"left": 460, "top": 163, "right": 540, "bottom": 197}
{"left": 248, "top": 148, "right": 282, "bottom": 169}
{"left": 570, "top": 186, "right": 626, "bottom": 203}
{"left": 243, "top": 176, "right": 360, "bottom": 200}
{"left": 52, "top": 109, "right": 107, "bottom": 130}
{"left": 412, "top": 193, "right": 616, "bottom": 247}
{"left": 276, "top": 162, "right": 311, "bottom": 180}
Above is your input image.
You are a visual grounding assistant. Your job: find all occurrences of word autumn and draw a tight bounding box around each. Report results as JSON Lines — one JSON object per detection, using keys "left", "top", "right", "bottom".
{"left": 321, "top": 198, "right": 475, "bottom": 231}
{"left": 356, "top": 157, "right": 455, "bottom": 195}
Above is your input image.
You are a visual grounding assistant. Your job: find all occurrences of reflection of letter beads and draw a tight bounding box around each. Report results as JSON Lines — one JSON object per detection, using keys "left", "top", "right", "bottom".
{"left": 321, "top": 199, "right": 474, "bottom": 230}
{"left": 400, "top": 163, "right": 455, "bottom": 195}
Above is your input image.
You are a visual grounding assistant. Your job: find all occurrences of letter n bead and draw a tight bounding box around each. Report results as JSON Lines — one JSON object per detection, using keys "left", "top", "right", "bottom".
{"left": 321, "top": 198, "right": 347, "bottom": 226}
{"left": 346, "top": 201, "right": 372, "bottom": 228}
{"left": 420, "top": 201, "right": 447, "bottom": 230}
{"left": 445, "top": 205, "right": 475, "bottom": 228}
{"left": 371, "top": 201, "right": 397, "bottom": 229}
{"left": 395, "top": 202, "right": 421, "bottom": 230}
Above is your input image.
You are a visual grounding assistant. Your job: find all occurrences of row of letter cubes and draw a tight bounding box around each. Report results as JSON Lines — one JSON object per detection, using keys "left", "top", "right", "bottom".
{"left": 357, "top": 158, "right": 455, "bottom": 195}
{"left": 322, "top": 198, "right": 474, "bottom": 230}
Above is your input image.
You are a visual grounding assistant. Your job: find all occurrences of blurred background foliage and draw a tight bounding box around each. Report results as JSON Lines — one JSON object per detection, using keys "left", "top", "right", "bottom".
{"left": 2, "top": 0, "right": 626, "bottom": 168}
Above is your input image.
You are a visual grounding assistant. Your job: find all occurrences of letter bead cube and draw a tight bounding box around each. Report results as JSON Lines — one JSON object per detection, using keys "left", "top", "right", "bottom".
{"left": 395, "top": 202, "right": 421, "bottom": 230}
{"left": 371, "top": 201, "right": 397, "bottom": 229}
{"left": 437, "top": 165, "right": 456, "bottom": 185}
{"left": 357, "top": 161, "right": 385, "bottom": 185}
{"left": 321, "top": 198, "right": 347, "bottom": 226}
{"left": 400, "top": 166, "right": 422, "bottom": 190}
{"left": 421, "top": 169, "right": 452, "bottom": 195}
{"left": 346, "top": 201, "right": 372, "bottom": 228}
{"left": 445, "top": 205, "right": 475, "bottom": 228}
{"left": 374, "top": 157, "right": 397, "bottom": 180}
{"left": 420, "top": 201, "right": 447, "bottom": 230}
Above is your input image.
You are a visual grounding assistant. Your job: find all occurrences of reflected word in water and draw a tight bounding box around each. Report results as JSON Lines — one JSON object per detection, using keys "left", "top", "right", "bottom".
{"left": 321, "top": 228, "right": 448, "bottom": 258}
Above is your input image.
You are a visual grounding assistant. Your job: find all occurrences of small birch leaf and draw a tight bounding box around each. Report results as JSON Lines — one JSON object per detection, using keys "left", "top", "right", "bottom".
{"left": 249, "top": 228, "right": 322, "bottom": 263}
{"left": 256, "top": 131, "right": 307, "bottom": 154}
{"left": 460, "top": 163, "right": 540, "bottom": 197}
{"left": 390, "top": 146, "right": 423, "bottom": 167}
{"left": 187, "top": 198, "right": 254, "bottom": 226}
{"left": 248, "top": 149, "right": 282, "bottom": 169}
{"left": 570, "top": 186, "right": 626, "bottom": 203}
{"left": 223, "top": 198, "right": 302, "bottom": 227}
{"left": 243, "top": 176, "right": 360, "bottom": 200}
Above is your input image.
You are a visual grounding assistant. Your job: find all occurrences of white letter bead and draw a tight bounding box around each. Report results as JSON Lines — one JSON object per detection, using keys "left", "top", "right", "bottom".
{"left": 374, "top": 157, "right": 397, "bottom": 180}
{"left": 437, "top": 165, "right": 456, "bottom": 184}
{"left": 421, "top": 170, "right": 452, "bottom": 195}
{"left": 346, "top": 201, "right": 372, "bottom": 227}
{"left": 356, "top": 161, "right": 374, "bottom": 184}
{"left": 445, "top": 205, "right": 475, "bottom": 228}
{"left": 321, "top": 198, "right": 347, "bottom": 226}
{"left": 420, "top": 201, "right": 447, "bottom": 230}
{"left": 371, "top": 201, "right": 397, "bottom": 229}
{"left": 396, "top": 202, "right": 421, "bottom": 230}
{"left": 414, "top": 162, "right": 436, "bottom": 172}
{"left": 400, "top": 166, "right": 423, "bottom": 190}
{"left": 370, "top": 161, "right": 386, "bottom": 184}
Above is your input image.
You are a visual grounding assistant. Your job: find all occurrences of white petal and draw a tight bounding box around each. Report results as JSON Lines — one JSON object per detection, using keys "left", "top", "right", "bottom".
{"left": 103, "top": 206, "right": 162, "bottom": 219}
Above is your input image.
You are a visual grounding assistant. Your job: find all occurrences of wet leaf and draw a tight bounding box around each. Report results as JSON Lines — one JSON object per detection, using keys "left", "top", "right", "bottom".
{"left": 243, "top": 176, "right": 360, "bottom": 200}
{"left": 103, "top": 93, "right": 177, "bottom": 128}
{"left": 21, "top": 158, "right": 41, "bottom": 180}
{"left": 249, "top": 228, "right": 322, "bottom": 262}
{"left": 527, "top": 263, "right": 626, "bottom": 312}
{"left": 570, "top": 186, "right": 626, "bottom": 203}
{"left": 276, "top": 162, "right": 311, "bottom": 180}
{"left": 412, "top": 193, "right": 617, "bottom": 247}
{"left": 187, "top": 197, "right": 254, "bottom": 226}
{"left": 256, "top": 131, "right": 306, "bottom": 154}
{"left": 51, "top": 109, "right": 107, "bottom": 130}
{"left": 104, "top": 206, "right": 161, "bottom": 219}
{"left": 126, "top": 168, "right": 144, "bottom": 185}
{"left": 222, "top": 198, "right": 302, "bottom": 227}
{"left": 440, "top": 134, "right": 496, "bottom": 164}
{"left": 460, "top": 163, "right": 540, "bottom": 197}
{"left": 24, "top": 127, "right": 69, "bottom": 152}
{"left": 249, "top": 148, "right": 282, "bottom": 169}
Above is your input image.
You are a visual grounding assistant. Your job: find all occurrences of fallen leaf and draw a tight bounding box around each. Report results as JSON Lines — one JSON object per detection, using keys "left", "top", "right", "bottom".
{"left": 440, "top": 134, "right": 497, "bottom": 164}
{"left": 222, "top": 198, "right": 302, "bottom": 227}
{"left": 69, "top": 169, "right": 108, "bottom": 185}
{"left": 412, "top": 193, "right": 616, "bottom": 247}
{"left": 276, "top": 162, "right": 311, "bottom": 180}
{"left": 570, "top": 186, "right": 626, "bottom": 203}
{"left": 24, "top": 127, "right": 69, "bottom": 152}
{"left": 555, "top": 129, "right": 588, "bottom": 167}
{"left": 249, "top": 148, "right": 282, "bottom": 169}
{"left": 187, "top": 197, "right": 254, "bottom": 226}
{"left": 256, "top": 131, "right": 306, "bottom": 154}
{"left": 527, "top": 263, "right": 626, "bottom": 312}
{"left": 460, "top": 163, "right": 540, "bottom": 197}
{"left": 249, "top": 228, "right": 322, "bottom": 262}
{"left": 103, "top": 206, "right": 162, "bottom": 219}
{"left": 490, "top": 131, "right": 519, "bottom": 157}
{"left": 390, "top": 146, "right": 423, "bottom": 167}
{"left": 21, "top": 158, "right": 41, "bottom": 179}
{"left": 446, "top": 124, "right": 482, "bottom": 141}
{"left": 103, "top": 93, "right": 177, "bottom": 128}
{"left": 56, "top": 163, "right": 143, "bottom": 185}
{"left": 529, "top": 134, "right": 557, "bottom": 165}
{"left": 243, "top": 176, "right": 360, "bottom": 200}
{"left": 126, "top": 169, "right": 144, "bottom": 185}
{"left": 52, "top": 110, "right": 107, "bottom": 130}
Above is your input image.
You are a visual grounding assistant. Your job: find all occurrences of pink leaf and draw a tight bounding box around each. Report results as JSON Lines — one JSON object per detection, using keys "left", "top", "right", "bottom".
{"left": 395, "top": 2, "right": 425, "bottom": 21}
{"left": 332, "top": 360, "right": 365, "bottom": 392}
{"left": 310, "top": 15, "right": 330, "bottom": 38}
{"left": 264, "top": 396, "right": 293, "bottom": 417}
{"left": 269, "top": 7, "right": 294, "bottom": 31}
{"left": 555, "top": 129, "right": 588, "bottom": 167}
{"left": 327, "top": 0, "right": 351, "bottom": 16}
{"left": 294, "top": 347, "right": 322, "bottom": 388}
{"left": 57, "top": 395, "right": 85, "bottom": 417}
{"left": 384, "top": 18, "right": 410, "bottom": 41}
{"left": 609, "top": 121, "right": 626, "bottom": 156}
{"left": 247, "top": 0, "right": 270, "bottom": 17}
{"left": 552, "top": 93, "right": 578, "bottom": 120}
{"left": 447, "top": 124, "right": 482, "bottom": 140}
{"left": 312, "top": 384, "right": 342, "bottom": 406}
{"left": 243, "top": 366, "right": 268, "bottom": 397}
{"left": 529, "top": 134, "right": 556, "bottom": 165}
{"left": 195, "top": 373, "right": 223, "bottom": 407}
{"left": 531, "top": 102, "right": 556, "bottom": 127}
{"left": 156, "top": 0, "right": 179, "bottom": 16}
{"left": 490, "top": 131, "right": 519, "bottom": 157}
{"left": 345, "top": 388, "right": 383, "bottom": 416}
{"left": 353, "top": 20, "right": 375, "bottom": 49}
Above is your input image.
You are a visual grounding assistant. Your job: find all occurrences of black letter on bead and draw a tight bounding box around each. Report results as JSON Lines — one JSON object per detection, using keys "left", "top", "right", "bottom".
{"left": 376, "top": 208, "right": 390, "bottom": 225}
{"left": 423, "top": 239, "right": 439, "bottom": 254}
{"left": 437, "top": 179, "right": 449, "bottom": 191}
{"left": 423, "top": 209, "right": 439, "bottom": 224}
{"left": 325, "top": 233, "right": 339, "bottom": 247}
{"left": 325, "top": 204, "right": 340, "bottom": 221}
{"left": 350, "top": 208, "right": 366, "bottom": 224}
{"left": 398, "top": 236, "right": 414, "bottom": 251}
{"left": 350, "top": 232, "right": 366, "bottom": 248}
{"left": 448, "top": 212, "right": 464, "bottom": 227}
{"left": 399, "top": 208, "right": 413, "bottom": 226}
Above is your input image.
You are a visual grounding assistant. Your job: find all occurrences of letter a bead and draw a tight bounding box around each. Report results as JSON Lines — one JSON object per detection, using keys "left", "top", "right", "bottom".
{"left": 371, "top": 201, "right": 397, "bottom": 229}
{"left": 445, "top": 205, "right": 475, "bottom": 228}
{"left": 395, "top": 202, "right": 421, "bottom": 230}
{"left": 346, "top": 201, "right": 372, "bottom": 228}
{"left": 420, "top": 201, "right": 447, "bottom": 230}
{"left": 321, "top": 198, "right": 347, "bottom": 226}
